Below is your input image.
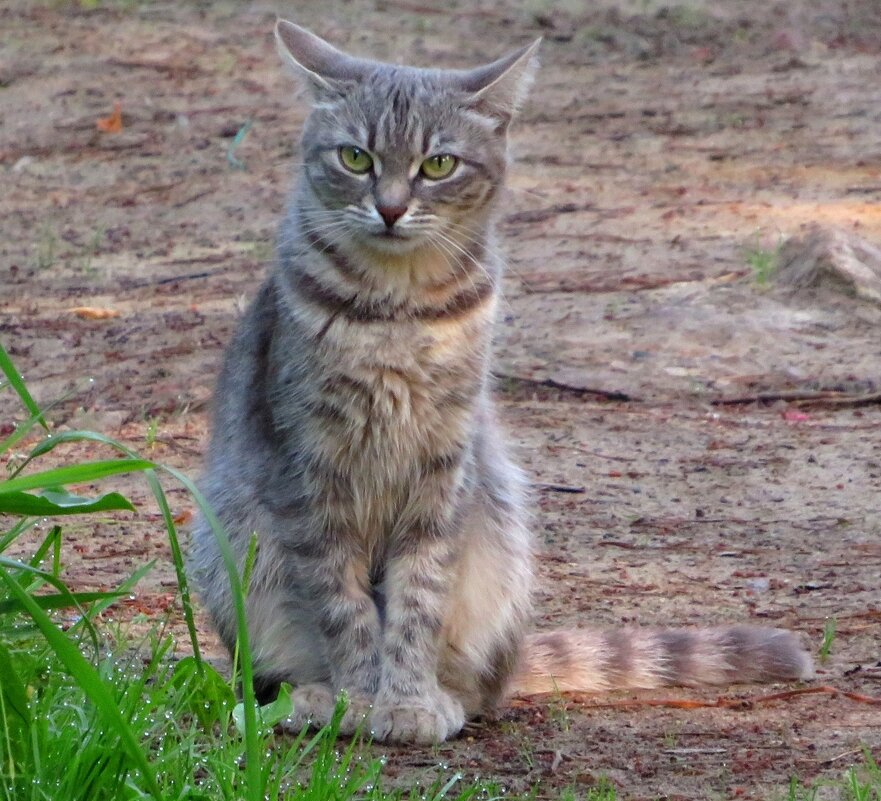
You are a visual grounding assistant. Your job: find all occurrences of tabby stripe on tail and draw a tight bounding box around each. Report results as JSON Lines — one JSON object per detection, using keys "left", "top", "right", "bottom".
{"left": 515, "top": 626, "right": 814, "bottom": 695}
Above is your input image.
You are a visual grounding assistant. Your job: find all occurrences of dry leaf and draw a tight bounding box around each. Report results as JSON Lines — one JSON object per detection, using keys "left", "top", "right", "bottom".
{"left": 173, "top": 509, "right": 193, "bottom": 525}
{"left": 69, "top": 306, "right": 121, "bottom": 320}
{"left": 96, "top": 102, "right": 123, "bottom": 133}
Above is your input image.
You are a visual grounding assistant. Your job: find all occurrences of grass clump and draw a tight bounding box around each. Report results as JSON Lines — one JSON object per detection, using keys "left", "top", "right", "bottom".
{"left": 745, "top": 233, "right": 782, "bottom": 286}
{"left": 819, "top": 618, "right": 837, "bottom": 663}
{"left": 0, "top": 338, "right": 325, "bottom": 799}
{"left": 785, "top": 750, "right": 881, "bottom": 800}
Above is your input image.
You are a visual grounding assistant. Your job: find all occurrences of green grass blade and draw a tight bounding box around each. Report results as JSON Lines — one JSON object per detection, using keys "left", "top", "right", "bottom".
{"left": 27, "top": 524, "right": 61, "bottom": 572}
{"left": 230, "top": 533, "right": 258, "bottom": 694}
{"left": 17, "top": 429, "right": 205, "bottom": 669}
{"left": 0, "top": 341, "right": 47, "bottom": 432}
{"left": 14, "top": 429, "right": 137, "bottom": 477}
{"left": 0, "top": 395, "right": 72, "bottom": 460}
{"left": 0, "top": 518, "right": 37, "bottom": 554}
{"left": 15, "top": 525, "right": 62, "bottom": 600}
{"left": 159, "top": 465, "right": 263, "bottom": 800}
{"left": 432, "top": 772, "right": 464, "bottom": 801}
{"left": 82, "top": 561, "right": 154, "bottom": 621}
{"left": 0, "top": 590, "right": 124, "bottom": 616}
{"left": 233, "top": 683, "right": 293, "bottom": 734}
{"left": 1, "top": 408, "right": 48, "bottom": 457}
{"left": 0, "top": 566, "right": 163, "bottom": 800}
{"left": 144, "top": 470, "right": 202, "bottom": 668}
{"left": 0, "top": 459, "right": 153, "bottom": 494}
{"left": 11, "top": 431, "right": 206, "bottom": 677}
{"left": 0, "top": 489, "right": 135, "bottom": 516}
{"left": 0, "top": 557, "right": 102, "bottom": 651}
{"left": 0, "top": 640, "right": 30, "bottom": 725}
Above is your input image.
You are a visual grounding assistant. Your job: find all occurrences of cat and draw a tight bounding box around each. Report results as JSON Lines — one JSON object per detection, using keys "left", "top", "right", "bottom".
{"left": 189, "top": 19, "right": 813, "bottom": 745}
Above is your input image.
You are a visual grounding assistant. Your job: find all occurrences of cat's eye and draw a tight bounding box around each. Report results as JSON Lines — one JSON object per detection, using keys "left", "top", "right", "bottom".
{"left": 338, "top": 145, "right": 373, "bottom": 174}
{"left": 420, "top": 154, "right": 458, "bottom": 180}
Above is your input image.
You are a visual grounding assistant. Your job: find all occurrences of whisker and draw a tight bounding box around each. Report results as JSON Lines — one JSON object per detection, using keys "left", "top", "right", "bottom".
{"left": 276, "top": 220, "right": 351, "bottom": 249}
{"left": 430, "top": 229, "right": 516, "bottom": 317}
{"left": 427, "top": 233, "right": 485, "bottom": 303}
{"left": 276, "top": 219, "right": 354, "bottom": 260}
{"left": 431, "top": 230, "right": 490, "bottom": 280}
{"left": 444, "top": 220, "right": 528, "bottom": 287}
{"left": 426, "top": 236, "right": 474, "bottom": 297}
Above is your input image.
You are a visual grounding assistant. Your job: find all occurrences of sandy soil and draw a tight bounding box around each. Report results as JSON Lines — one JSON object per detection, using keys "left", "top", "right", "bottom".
{"left": 1, "top": 1, "right": 880, "bottom": 798}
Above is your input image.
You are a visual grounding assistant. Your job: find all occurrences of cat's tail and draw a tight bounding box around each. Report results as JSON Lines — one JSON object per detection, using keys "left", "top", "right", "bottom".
{"left": 511, "top": 625, "right": 813, "bottom": 695}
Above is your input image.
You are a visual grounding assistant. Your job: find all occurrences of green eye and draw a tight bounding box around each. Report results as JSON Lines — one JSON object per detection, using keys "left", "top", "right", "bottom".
{"left": 420, "top": 154, "right": 458, "bottom": 180}
{"left": 338, "top": 145, "right": 373, "bottom": 174}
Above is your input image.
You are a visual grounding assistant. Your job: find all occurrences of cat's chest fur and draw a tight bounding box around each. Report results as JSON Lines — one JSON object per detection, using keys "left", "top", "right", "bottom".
{"left": 266, "top": 284, "right": 491, "bottom": 537}
{"left": 300, "top": 319, "right": 482, "bottom": 455}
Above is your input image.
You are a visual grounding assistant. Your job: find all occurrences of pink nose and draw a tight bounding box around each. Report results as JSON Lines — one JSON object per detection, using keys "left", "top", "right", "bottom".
{"left": 377, "top": 204, "right": 407, "bottom": 228}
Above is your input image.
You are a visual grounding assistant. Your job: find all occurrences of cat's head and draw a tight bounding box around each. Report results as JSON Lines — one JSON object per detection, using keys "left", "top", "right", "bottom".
{"left": 275, "top": 20, "right": 539, "bottom": 256}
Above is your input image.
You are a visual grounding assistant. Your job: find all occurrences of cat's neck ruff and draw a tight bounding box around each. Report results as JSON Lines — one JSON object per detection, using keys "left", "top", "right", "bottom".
{"left": 340, "top": 237, "right": 481, "bottom": 293}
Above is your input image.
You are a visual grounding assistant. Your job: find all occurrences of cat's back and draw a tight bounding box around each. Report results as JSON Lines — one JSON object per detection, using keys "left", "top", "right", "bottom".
{"left": 203, "top": 277, "right": 286, "bottom": 484}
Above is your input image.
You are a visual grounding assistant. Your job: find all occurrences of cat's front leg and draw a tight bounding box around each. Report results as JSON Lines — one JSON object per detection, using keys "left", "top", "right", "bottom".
{"left": 284, "top": 532, "right": 382, "bottom": 733}
{"left": 370, "top": 532, "right": 464, "bottom": 744}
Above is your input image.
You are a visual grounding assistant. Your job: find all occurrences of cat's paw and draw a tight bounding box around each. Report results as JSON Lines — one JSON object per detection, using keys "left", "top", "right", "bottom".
{"left": 369, "top": 688, "right": 465, "bottom": 744}
{"left": 282, "top": 683, "right": 335, "bottom": 732}
{"left": 282, "top": 684, "right": 373, "bottom": 735}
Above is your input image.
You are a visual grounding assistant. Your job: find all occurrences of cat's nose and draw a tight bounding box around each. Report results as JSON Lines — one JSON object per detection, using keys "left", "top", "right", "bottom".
{"left": 377, "top": 204, "right": 407, "bottom": 228}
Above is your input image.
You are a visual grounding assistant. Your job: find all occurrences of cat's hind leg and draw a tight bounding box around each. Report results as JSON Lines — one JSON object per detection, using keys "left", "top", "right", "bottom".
{"left": 191, "top": 514, "right": 334, "bottom": 702}
{"left": 437, "top": 501, "right": 534, "bottom": 719}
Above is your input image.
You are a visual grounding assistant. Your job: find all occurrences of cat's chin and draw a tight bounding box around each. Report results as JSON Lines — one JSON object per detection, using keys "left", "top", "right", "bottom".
{"left": 362, "top": 231, "right": 424, "bottom": 255}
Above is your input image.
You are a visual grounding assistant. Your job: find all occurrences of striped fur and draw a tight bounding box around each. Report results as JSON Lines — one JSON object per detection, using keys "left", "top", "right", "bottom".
{"left": 189, "top": 22, "right": 812, "bottom": 746}
{"left": 515, "top": 627, "right": 813, "bottom": 695}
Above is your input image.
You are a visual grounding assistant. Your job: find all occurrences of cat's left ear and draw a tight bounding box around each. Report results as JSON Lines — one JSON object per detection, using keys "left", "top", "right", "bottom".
{"left": 459, "top": 39, "right": 541, "bottom": 131}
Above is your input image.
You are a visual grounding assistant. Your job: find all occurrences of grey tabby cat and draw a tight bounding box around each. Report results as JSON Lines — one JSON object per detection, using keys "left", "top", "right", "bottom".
{"left": 190, "top": 20, "right": 813, "bottom": 745}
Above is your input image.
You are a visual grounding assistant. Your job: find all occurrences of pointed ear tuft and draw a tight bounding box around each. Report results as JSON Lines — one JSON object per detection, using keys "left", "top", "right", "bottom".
{"left": 460, "top": 39, "right": 541, "bottom": 130}
{"left": 274, "top": 19, "right": 368, "bottom": 97}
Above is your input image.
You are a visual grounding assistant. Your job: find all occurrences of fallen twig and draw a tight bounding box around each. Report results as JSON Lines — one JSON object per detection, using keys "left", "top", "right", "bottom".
{"left": 534, "top": 483, "right": 586, "bottom": 494}
{"left": 495, "top": 373, "right": 636, "bottom": 402}
{"left": 801, "top": 390, "right": 881, "bottom": 407}
{"left": 556, "top": 233, "right": 653, "bottom": 244}
{"left": 106, "top": 57, "right": 201, "bottom": 77}
{"left": 518, "top": 274, "right": 707, "bottom": 295}
{"left": 711, "top": 390, "right": 881, "bottom": 407}
{"left": 126, "top": 268, "right": 225, "bottom": 289}
{"left": 503, "top": 202, "right": 586, "bottom": 225}
{"left": 571, "top": 446, "right": 637, "bottom": 462}
{"left": 712, "top": 390, "right": 840, "bottom": 405}
{"left": 172, "top": 189, "right": 214, "bottom": 209}
{"left": 375, "top": 0, "right": 503, "bottom": 17}
{"left": 815, "top": 747, "right": 868, "bottom": 766}
{"left": 157, "top": 271, "right": 214, "bottom": 286}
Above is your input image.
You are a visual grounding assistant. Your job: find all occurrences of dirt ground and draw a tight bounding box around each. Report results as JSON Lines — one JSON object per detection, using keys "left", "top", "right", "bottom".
{"left": 2, "top": 1, "right": 880, "bottom": 798}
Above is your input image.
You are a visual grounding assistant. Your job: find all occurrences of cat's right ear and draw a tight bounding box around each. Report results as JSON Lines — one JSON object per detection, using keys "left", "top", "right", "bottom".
{"left": 274, "top": 20, "right": 367, "bottom": 99}
{"left": 459, "top": 39, "right": 541, "bottom": 132}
